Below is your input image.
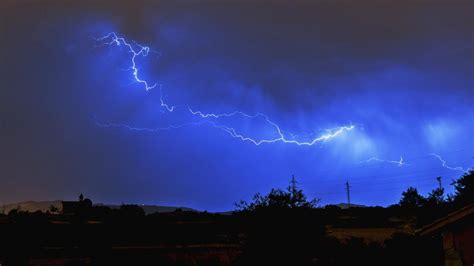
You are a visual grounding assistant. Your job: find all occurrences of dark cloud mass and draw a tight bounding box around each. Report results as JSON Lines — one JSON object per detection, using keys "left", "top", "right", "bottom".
{"left": 0, "top": 0, "right": 473, "bottom": 211}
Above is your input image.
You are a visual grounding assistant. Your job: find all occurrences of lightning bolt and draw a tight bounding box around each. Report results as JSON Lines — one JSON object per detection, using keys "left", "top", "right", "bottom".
{"left": 92, "top": 32, "right": 355, "bottom": 146}
{"left": 93, "top": 32, "right": 157, "bottom": 91}
{"left": 159, "top": 85, "right": 178, "bottom": 112}
{"left": 430, "top": 153, "right": 466, "bottom": 172}
{"left": 360, "top": 156, "right": 407, "bottom": 167}
{"left": 189, "top": 108, "right": 355, "bottom": 145}
{"left": 209, "top": 121, "right": 355, "bottom": 146}
{"left": 93, "top": 116, "right": 208, "bottom": 132}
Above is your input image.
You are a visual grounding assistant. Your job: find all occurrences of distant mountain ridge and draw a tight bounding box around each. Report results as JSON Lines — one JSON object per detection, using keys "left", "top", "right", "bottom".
{"left": 0, "top": 201, "right": 197, "bottom": 215}
{"left": 0, "top": 201, "right": 367, "bottom": 215}
{"left": 0, "top": 200, "right": 62, "bottom": 214}
{"left": 334, "top": 203, "right": 367, "bottom": 209}
{"left": 96, "top": 204, "right": 197, "bottom": 214}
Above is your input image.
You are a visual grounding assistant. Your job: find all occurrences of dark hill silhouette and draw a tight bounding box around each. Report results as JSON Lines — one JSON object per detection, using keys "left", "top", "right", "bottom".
{"left": 1, "top": 201, "right": 62, "bottom": 214}
{"left": 1, "top": 201, "right": 197, "bottom": 215}
{"left": 96, "top": 204, "right": 197, "bottom": 214}
{"left": 335, "top": 203, "right": 367, "bottom": 209}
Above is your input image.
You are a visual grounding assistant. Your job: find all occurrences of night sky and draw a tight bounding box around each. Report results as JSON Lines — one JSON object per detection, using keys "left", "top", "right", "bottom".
{"left": 1, "top": 0, "right": 473, "bottom": 211}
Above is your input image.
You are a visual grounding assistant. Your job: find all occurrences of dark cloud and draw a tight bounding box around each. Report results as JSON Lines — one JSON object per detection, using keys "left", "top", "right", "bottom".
{"left": 0, "top": 0, "right": 472, "bottom": 210}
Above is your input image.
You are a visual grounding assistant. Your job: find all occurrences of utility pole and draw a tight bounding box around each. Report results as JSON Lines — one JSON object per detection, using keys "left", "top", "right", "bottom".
{"left": 346, "top": 181, "right": 351, "bottom": 208}
{"left": 290, "top": 174, "right": 297, "bottom": 196}
{"left": 289, "top": 175, "right": 298, "bottom": 208}
{"left": 436, "top": 176, "right": 443, "bottom": 189}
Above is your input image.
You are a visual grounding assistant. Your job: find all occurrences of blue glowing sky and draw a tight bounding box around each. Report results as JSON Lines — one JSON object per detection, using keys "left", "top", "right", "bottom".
{"left": 1, "top": 0, "right": 473, "bottom": 211}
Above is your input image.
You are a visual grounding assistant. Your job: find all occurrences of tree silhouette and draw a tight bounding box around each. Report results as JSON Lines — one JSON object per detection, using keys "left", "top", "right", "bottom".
{"left": 399, "top": 187, "right": 425, "bottom": 208}
{"left": 236, "top": 186, "right": 319, "bottom": 211}
{"left": 288, "top": 184, "right": 320, "bottom": 208}
{"left": 426, "top": 187, "right": 445, "bottom": 207}
{"left": 83, "top": 198, "right": 93, "bottom": 208}
{"left": 49, "top": 205, "right": 59, "bottom": 213}
{"left": 451, "top": 170, "right": 474, "bottom": 206}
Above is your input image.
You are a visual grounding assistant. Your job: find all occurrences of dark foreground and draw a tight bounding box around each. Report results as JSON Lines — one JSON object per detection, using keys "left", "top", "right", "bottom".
{"left": 0, "top": 206, "right": 456, "bottom": 266}
{"left": 3, "top": 161, "right": 474, "bottom": 265}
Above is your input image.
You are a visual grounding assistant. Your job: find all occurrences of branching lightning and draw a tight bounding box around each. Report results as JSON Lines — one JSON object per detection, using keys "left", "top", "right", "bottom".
{"left": 93, "top": 117, "right": 208, "bottom": 132}
{"left": 93, "top": 32, "right": 356, "bottom": 146}
{"left": 93, "top": 32, "right": 157, "bottom": 91}
{"left": 208, "top": 121, "right": 355, "bottom": 146}
{"left": 360, "top": 156, "right": 407, "bottom": 167}
{"left": 189, "top": 108, "right": 355, "bottom": 145}
{"left": 429, "top": 153, "right": 467, "bottom": 172}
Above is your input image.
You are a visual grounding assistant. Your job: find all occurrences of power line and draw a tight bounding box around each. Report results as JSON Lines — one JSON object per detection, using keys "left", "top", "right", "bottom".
{"left": 299, "top": 166, "right": 467, "bottom": 186}
{"left": 302, "top": 148, "right": 473, "bottom": 178}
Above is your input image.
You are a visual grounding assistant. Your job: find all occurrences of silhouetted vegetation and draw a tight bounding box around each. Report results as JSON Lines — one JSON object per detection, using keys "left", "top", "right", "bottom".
{"left": 451, "top": 170, "right": 474, "bottom": 206}
{"left": 0, "top": 171, "right": 472, "bottom": 265}
{"left": 49, "top": 205, "right": 59, "bottom": 214}
{"left": 235, "top": 182, "right": 320, "bottom": 212}
{"left": 399, "top": 187, "right": 425, "bottom": 209}
{"left": 394, "top": 170, "right": 474, "bottom": 226}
